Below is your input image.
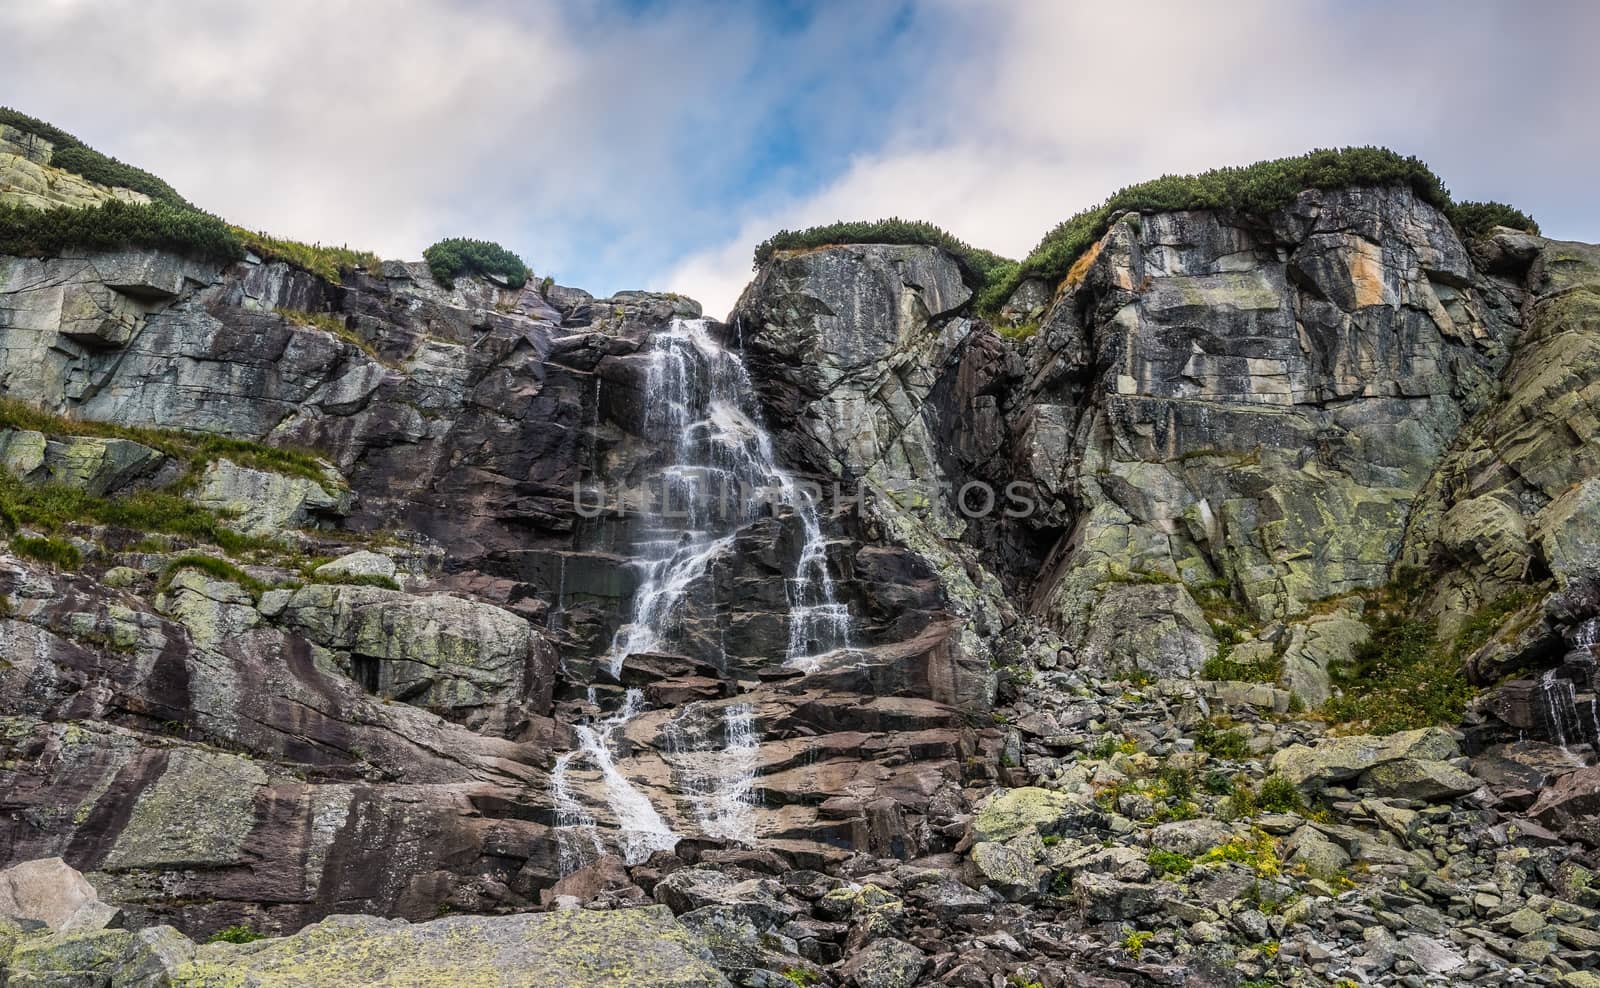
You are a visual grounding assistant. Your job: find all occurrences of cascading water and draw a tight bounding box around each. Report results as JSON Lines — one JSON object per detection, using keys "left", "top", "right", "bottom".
{"left": 663, "top": 701, "right": 761, "bottom": 844}
{"left": 550, "top": 317, "right": 850, "bottom": 870}
{"left": 604, "top": 317, "right": 849, "bottom": 673}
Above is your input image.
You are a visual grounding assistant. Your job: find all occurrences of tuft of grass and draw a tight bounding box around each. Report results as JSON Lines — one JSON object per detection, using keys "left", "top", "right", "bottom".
{"left": 205, "top": 925, "right": 267, "bottom": 944}
{"left": 10, "top": 534, "right": 80, "bottom": 569}
{"left": 276, "top": 308, "right": 387, "bottom": 364}
{"left": 424, "top": 238, "right": 531, "bottom": 289}
{"left": 997, "top": 320, "right": 1039, "bottom": 342}
{"left": 233, "top": 228, "right": 381, "bottom": 284}
{"left": 1121, "top": 929, "right": 1154, "bottom": 957}
{"left": 0, "top": 397, "right": 330, "bottom": 484}
{"left": 159, "top": 554, "right": 267, "bottom": 596}
{"left": 312, "top": 571, "right": 400, "bottom": 591}
{"left": 1451, "top": 589, "right": 1541, "bottom": 661}
{"left": 0, "top": 470, "right": 275, "bottom": 556}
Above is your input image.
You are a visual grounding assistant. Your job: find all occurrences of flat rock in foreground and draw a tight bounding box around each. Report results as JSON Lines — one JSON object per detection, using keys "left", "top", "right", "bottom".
{"left": 170, "top": 906, "right": 730, "bottom": 988}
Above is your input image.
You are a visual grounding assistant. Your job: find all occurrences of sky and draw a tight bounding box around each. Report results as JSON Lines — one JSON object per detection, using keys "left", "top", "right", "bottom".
{"left": 4, "top": 0, "right": 1597, "bottom": 318}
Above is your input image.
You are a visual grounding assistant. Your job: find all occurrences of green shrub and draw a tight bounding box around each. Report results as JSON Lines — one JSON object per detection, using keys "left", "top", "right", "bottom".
{"left": 1256, "top": 774, "right": 1305, "bottom": 814}
{"left": 1203, "top": 769, "right": 1235, "bottom": 795}
{"left": 1199, "top": 830, "right": 1281, "bottom": 876}
{"left": 1148, "top": 849, "right": 1193, "bottom": 877}
{"left": 205, "top": 925, "right": 266, "bottom": 944}
{"left": 0, "top": 106, "right": 191, "bottom": 207}
{"left": 10, "top": 534, "right": 80, "bottom": 569}
{"left": 1449, "top": 200, "right": 1539, "bottom": 239}
{"left": 752, "top": 217, "right": 1017, "bottom": 298}
{"left": 1157, "top": 762, "right": 1194, "bottom": 800}
{"left": 1122, "top": 929, "right": 1154, "bottom": 956}
{"left": 0, "top": 200, "right": 242, "bottom": 263}
{"left": 1227, "top": 780, "right": 1259, "bottom": 819}
{"left": 234, "top": 228, "right": 381, "bottom": 285}
{"left": 1194, "top": 720, "right": 1251, "bottom": 759}
{"left": 423, "top": 238, "right": 530, "bottom": 289}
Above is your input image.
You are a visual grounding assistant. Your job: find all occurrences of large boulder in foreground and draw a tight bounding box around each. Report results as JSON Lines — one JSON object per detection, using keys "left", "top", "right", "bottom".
{"left": 170, "top": 907, "right": 730, "bottom": 987}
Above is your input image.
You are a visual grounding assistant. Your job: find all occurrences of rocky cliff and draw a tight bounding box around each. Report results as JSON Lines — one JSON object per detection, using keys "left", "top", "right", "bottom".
{"left": 1, "top": 127, "right": 1599, "bottom": 987}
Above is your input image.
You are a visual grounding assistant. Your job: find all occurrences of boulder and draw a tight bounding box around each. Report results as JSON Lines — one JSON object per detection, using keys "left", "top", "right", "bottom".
{"left": 1268, "top": 728, "right": 1460, "bottom": 787}
{"left": 170, "top": 908, "right": 730, "bottom": 987}
{"left": 1279, "top": 613, "right": 1368, "bottom": 708}
{"left": 0, "top": 858, "right": 120, "bottom": 932}
{"left": 280, "top": 583, "right": 555, "bottom": 717}
{"left": 839, "top": 936, "right": 927, "bottom": 988}
{"left": 312, "top": 550, "right": 398, "bottom": 583}
{"left": 1072, "top": 872, "right": 1159, "bottom": 922}
{"left": 1149, "top": 819, "right": 1233, "bottom": 858}
{"left": 652, "top": 867, "right": 804, "bottom": 930}
{"left": 1530, "top": 764, "right": 1600, "bottom": 845}
{"left": 968, "top": 842, "right": 1036, "bottom": 899}
{"left": 1360, "top": 757, "right": 1479, "bottom": 801}
{"left": 971, "top": 787, "right": 1073, "bottom": 843}
{"left": 0, "top": 431, "right": 170, "bottom": 496}
{"left": 194, "top": 459, "right": 345, "bottom": 536}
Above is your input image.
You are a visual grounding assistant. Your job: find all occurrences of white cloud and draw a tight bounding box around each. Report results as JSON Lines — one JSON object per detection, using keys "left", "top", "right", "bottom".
{"left": 4, "top": 0, "right": 1596, "bottom": 313}
{"left": 659, "top": 0, "right": 1600, "bottom": 317}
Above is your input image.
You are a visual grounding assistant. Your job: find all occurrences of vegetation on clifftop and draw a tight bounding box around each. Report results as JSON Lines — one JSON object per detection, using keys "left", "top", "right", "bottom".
{"left": 981, "top": 146, "right": 1483, "bottom": 313}
{"left": 232, "top": 227, "right": 381, "bottom": 284}
{"left": 753, "top": 148, "right": 1538, "bottom": 318}
{"left": 424, "top": 237, "right": 531, "bottom": 289}
{"left": 1449, "top": 200, "right": 1541, "bottom": 240}
{"left": 1, "top": 106, "right": 192, "bottom": 208}
{"left": 752, "top": 217, "right": 1017, "bottom": 297}
{"left": 0, "top": 199, "right": 243, "bottom": 264}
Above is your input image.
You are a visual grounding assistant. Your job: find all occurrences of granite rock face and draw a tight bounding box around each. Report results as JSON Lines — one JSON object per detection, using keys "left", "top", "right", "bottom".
{"left": 0, "top": 239, "right": 985, "bottom": 935}
{"left": 1014, "top": 188, "right": 1519, "bottom": 686}
{"left": 4, "top": 158, "right": 1600, "bottom": 988}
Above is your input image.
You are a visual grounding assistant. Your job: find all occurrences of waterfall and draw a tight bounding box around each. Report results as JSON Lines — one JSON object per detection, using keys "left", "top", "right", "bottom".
{"left": 663, "top": 701, "right": 761, "bottom": 844}
{"left": 601, "top": 317, "right": 850, "bottom": 673}
{"left": 551, "top": 688, "right": 678, "bottom": 868}
{"left": 546, "top": 554, "right": 566, "bottom": 633}
{"left": 1539, "top": 669, "right": 1573, "bottom": 750}
{"left": 550, "top": 317, "right": 851, "bottom": 870}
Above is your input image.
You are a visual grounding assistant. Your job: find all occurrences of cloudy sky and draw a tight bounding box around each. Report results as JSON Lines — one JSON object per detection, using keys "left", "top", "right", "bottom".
{"left": 5, "top": 0, "right": 1596, "bottom": 316}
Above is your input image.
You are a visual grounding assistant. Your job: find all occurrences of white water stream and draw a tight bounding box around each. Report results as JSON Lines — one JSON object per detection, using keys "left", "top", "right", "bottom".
{"left": 551, "top": 318, "right": 850, "bottom": 870}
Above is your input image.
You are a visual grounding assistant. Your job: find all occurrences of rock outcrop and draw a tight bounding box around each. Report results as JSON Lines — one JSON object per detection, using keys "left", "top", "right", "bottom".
{"left": 4, "top": 135, "right": 1600, "bottom": 988}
